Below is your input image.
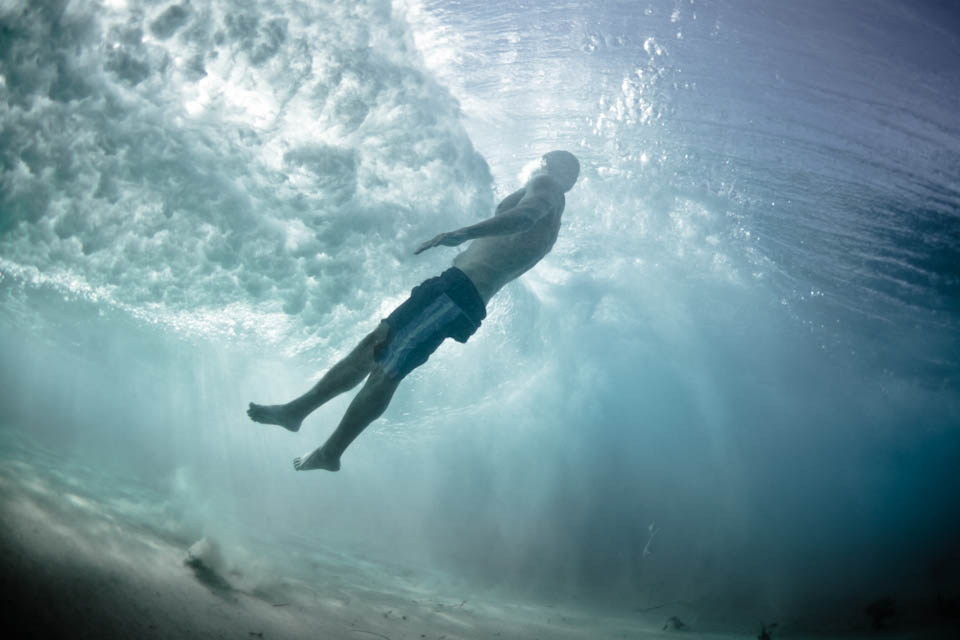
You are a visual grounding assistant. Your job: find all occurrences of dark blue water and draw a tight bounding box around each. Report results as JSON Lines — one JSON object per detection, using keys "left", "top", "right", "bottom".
{"left": 1, "top": 0, "right": 958, "bottom": 633}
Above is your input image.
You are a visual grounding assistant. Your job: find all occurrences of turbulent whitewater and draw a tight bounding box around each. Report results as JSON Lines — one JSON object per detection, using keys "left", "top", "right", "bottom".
{"left": 1, "top": 0, "right": 958, "bottom": 633}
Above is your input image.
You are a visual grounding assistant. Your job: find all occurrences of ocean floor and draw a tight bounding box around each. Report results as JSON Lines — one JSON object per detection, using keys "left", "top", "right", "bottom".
{"left": 0, "top": 429, "right": 953, "bottom": 640}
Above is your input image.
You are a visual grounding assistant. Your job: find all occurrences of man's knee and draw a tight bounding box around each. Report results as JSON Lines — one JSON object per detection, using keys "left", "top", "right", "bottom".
{"left": 368, "top": 363, "right": 391, "bottom": 382}
{"left": 367, "top": 364, "right": 400, "bottom": 391}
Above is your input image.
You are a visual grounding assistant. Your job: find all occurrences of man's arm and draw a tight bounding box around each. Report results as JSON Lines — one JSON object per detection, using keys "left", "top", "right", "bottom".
{"left": 495, "top": 188, "right": 526, "bottom": 214}
{"left": 414, "top": 177, "right": 560, "bottom": 255}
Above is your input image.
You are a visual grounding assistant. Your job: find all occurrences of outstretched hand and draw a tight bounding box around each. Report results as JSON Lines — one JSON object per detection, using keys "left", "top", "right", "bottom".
{"left": 414, "top": 231, "right": 463, "bottom": 255}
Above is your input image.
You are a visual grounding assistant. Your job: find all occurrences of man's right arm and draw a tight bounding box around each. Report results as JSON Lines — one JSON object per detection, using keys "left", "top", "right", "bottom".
{"left": 495, "top": 189, "right": 526, "bottom": 214}
{"left": 413, "top": 210, "right": 535, "bottom": 254}
{"left": 413, "top": 177, "right": 560, "bottom": 254}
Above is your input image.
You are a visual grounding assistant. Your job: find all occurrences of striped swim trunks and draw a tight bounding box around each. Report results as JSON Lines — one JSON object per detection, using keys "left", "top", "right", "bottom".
{"left": 374, "top": 267, "right": 487, "bottom": 381}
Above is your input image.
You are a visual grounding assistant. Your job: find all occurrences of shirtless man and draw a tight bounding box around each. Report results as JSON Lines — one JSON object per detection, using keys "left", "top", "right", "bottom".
{"left": 247, "top": 150, "right": 580, "bottom": 471}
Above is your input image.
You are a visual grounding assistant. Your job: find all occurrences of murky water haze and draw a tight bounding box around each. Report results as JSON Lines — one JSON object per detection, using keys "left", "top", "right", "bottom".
{"left": 1, "top": 0, "right": 958, "bottom": 629}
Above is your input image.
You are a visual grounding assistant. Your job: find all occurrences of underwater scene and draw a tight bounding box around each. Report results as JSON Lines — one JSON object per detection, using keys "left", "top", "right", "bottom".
{"left": 1, "top": 0, "right": 958, "bottom": 638}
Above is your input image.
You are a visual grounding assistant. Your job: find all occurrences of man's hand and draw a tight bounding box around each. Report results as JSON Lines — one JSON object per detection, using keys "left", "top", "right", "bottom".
{"left": 414, "top": 230, "right": 465, "bottom": 255}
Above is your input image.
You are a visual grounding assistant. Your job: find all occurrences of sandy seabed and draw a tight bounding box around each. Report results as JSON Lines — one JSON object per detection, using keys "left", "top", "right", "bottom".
{"left": 1, "top": 432, "right": 955, "bottom": 640}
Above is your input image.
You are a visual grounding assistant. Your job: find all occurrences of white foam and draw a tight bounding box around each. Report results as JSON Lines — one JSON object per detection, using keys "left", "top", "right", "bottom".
{"left": 0, "top": 0, "right": 493, "bottom": 358}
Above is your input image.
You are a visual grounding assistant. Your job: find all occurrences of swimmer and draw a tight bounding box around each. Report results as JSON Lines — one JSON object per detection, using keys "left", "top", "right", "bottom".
{"left": 247, "top": 151, "right": 580, "bottom": 471}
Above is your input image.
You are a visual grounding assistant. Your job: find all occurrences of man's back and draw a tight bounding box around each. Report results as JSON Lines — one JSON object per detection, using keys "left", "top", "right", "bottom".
{"left": 454, "top": 174, "right": 566, "bottom": 303}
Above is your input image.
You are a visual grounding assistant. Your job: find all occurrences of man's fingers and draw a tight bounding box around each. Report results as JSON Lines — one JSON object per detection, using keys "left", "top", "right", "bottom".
{"left": 413, "top": 230, "right": 464, "bottom": 255}
{"left": 414, "top": 234, "right": 443, "bottom": 255}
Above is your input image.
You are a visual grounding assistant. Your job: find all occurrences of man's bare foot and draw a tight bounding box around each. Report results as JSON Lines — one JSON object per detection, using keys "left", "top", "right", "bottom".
{"left": 247, "top": 402, "right": 303, "bottom": 433}
{"left": 293, "top": 445, "right": 341, "bottom": 472}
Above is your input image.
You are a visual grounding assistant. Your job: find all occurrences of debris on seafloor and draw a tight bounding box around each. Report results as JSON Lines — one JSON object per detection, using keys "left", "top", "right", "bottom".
{"left": 865, "top": 597, "right": 896, "bottom": 629}
{"left": 186, "top": 537, "right": 224, "bottom": 572}
{"left": 758, "top": 622, "right": 778, "bottom": 640}
{"left": 184, "top": 537, "right": 235, "bottom": 596}
{"left": 662, "top": 615, "right": 688, "bottom": 631}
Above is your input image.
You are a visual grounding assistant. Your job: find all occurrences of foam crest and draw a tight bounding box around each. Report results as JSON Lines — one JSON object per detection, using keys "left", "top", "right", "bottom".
{"left": 0, "top": 0, "right": 493, "bottom": 355}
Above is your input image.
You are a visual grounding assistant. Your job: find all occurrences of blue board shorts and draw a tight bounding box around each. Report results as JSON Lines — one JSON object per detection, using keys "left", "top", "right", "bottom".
{"left": 373, "top": 267, "right": 487, "bottom": 380}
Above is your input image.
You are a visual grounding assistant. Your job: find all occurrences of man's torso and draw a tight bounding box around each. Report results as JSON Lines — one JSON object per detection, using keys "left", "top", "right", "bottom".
{"left": 453, "top": 182, "right": 564, "bottom": 303}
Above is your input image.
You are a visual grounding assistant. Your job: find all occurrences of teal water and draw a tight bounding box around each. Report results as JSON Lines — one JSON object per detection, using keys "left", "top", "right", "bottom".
{"left": 1, "top": 0, "right": 958, "bottom": 632}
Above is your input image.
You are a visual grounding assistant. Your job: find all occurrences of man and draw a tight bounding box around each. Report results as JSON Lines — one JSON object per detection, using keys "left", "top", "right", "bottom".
{"left": 247, "top": 150, "right": 580, "bottom": 471}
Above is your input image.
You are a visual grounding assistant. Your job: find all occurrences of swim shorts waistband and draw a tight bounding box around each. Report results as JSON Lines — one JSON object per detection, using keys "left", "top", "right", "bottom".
{"left": 437, "top": 267, "right": 486, "bottom": 333}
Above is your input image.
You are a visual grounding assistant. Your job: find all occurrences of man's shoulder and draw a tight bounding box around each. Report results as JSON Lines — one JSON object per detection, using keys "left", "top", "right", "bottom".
{"left": 526, "top": 173, "right": 564, "bottom": 193}
{"left": 524, "top": 175, "right": 565, "bottom": 213}
{"left": 495, "top": 188, "right": 527, "bottom": 214}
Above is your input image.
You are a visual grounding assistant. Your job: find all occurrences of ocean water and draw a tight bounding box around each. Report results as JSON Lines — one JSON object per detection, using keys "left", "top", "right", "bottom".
{"left": 1, "top": 0, "right": 958, "bottom": 635}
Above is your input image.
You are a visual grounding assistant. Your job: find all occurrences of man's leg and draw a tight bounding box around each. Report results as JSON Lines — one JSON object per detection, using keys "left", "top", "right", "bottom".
{"left": 293, "top": 366, "right": 400, "bottom": 471}
{"left": 247, "top": 323, "right": 390, "bottom": 432}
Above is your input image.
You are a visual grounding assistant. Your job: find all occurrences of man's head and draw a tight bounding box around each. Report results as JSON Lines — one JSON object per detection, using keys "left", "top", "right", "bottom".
{"left": 540, "top": 150, "right": 580, "bottom": 192}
